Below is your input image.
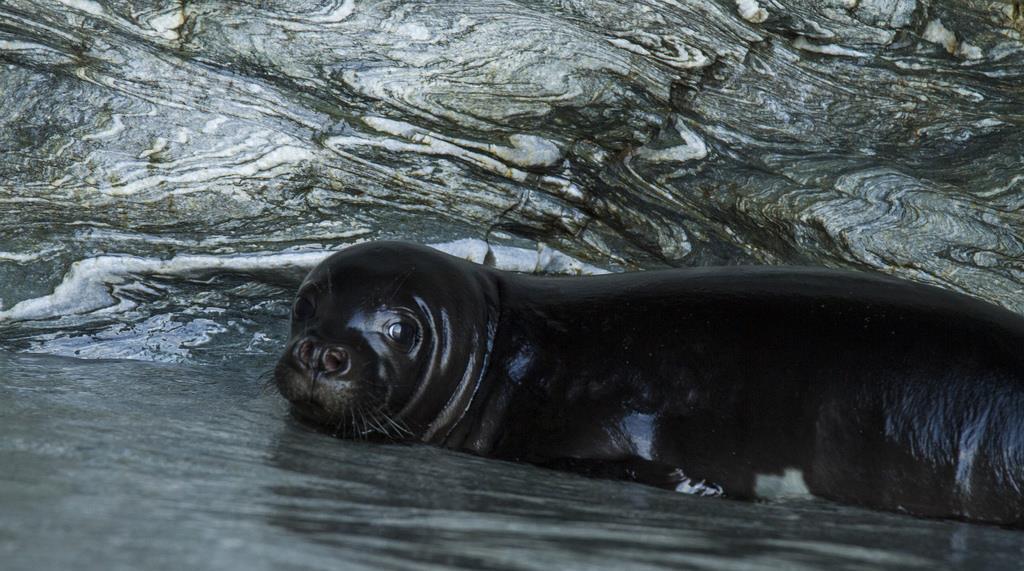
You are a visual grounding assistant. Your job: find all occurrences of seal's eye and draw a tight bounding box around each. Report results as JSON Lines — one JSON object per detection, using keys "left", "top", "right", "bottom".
{"left": 293, "top": 296, "right": 316, "bottom": 321}
{"left": 386, "top": 321, "right": 417, "bottom": 349}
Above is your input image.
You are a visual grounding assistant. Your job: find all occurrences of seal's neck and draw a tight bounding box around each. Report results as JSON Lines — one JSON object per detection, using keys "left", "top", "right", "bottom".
{"left": 415, "top": 268, "right": 503, "bottom": 447}
{"left": 434, "top": 272, "right": 579, "bottom": 457}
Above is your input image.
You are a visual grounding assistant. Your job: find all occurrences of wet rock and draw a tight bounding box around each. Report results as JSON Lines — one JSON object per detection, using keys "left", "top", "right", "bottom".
{"left": 1, "top": 0, "right": 1022, "bottom": 324}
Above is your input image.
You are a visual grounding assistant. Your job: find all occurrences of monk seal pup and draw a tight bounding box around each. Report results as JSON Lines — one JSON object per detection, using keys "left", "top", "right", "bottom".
{"left": 273, "top": 241, "right": 1024, "bottom": 526}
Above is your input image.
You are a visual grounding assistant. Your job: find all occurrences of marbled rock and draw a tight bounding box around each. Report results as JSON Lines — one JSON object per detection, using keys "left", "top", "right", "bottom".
{"left": 1, "top": 0, "right": 1023, "bottom": 360}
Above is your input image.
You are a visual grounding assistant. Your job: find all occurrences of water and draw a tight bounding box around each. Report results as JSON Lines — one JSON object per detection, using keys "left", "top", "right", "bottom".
{"left": 1, "top": 351, "right": 1022, "bottom": 570}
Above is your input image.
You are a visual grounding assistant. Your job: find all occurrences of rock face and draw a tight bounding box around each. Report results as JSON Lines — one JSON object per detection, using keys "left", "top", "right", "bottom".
{"left": 1, "top": 1, "right": 1023, "bottom": 356}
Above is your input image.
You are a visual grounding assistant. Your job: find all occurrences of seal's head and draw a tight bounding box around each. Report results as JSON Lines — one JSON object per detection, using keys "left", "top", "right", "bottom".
{"left": 274, "top": 242, "right": 499, "bottom": 443}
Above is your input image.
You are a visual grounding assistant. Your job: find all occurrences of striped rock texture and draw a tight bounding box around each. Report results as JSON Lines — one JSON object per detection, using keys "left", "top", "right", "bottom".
{"left": 1, "top": 0, "right": 1022, "bottom": 358}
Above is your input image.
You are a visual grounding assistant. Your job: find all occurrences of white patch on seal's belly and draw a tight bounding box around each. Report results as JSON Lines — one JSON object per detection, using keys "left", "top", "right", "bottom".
{"left": 755, "top": 468, "right": 812, "bottom": 499}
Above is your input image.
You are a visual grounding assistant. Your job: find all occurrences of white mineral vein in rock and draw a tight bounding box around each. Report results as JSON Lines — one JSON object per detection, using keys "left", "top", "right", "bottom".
{"left": 0, "top": 251, "right": 50, "bottom": 263}
{"left": 634, "top": 119, "right": 709, "bottom": 163}
{"left": 82, "top": 114, "right": 126, "bottom": 141}
{"left": 99, "top": 132, "right": 314, "bottom": 198}
{"left": 202, "top": 116, "right": 230, "bottom": 134}
{"left": 489, "top": 135, "right": 563, "bottom": 169}
{"left": 924, "top": 19, "right": 958, "bottom": 54}
{"left": 362, "top": 118, "right": 563, "bottom": 168}
{"left": 857, "top": 0, "right": 917, "bottom": 28}
{"left": 792, "top": 37, "right": 870, "bottom": 57}
{"left": 56, "top": 0, "right": 104, "bottom": 16}
{"left": 329, "top": 117, "right": 580, "bottom": 199}
{"left": 137, "top": 137, "right": 167, "bottom": 159}
{"left": 0, "top": 40, "right": 51, "bottom": 52}
{"left": 736, "top": 0, "right": 769, "bottom": 24}
{"left": 957, "top": 42, "right": 983, "bottom": 60}
{"left": 923, "top": 19, "right": 985, "bottom": 60}
{"left": 149, "top": 10, "right": 185, "bottom": 41}
{"left": 272, "top": 0, "right": 356, "bottom": 28}
{"left": 606, "top": 36, "right": 711, "bottom": 69}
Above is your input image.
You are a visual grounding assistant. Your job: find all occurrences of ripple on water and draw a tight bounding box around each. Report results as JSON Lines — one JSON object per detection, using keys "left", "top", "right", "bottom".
{"left": 2, "top": 352, "right": 1023, "bottom": 570}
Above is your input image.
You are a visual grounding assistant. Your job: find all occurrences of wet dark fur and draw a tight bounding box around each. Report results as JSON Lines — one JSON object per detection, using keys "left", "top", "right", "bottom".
{"left": 274, "top": 241, "right": 1024, "bottom": 527}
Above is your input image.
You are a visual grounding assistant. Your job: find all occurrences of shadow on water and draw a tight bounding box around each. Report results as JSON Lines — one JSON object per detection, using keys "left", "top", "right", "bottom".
{"left": 1, "top": 350, "right": 1022, "bottom": 571}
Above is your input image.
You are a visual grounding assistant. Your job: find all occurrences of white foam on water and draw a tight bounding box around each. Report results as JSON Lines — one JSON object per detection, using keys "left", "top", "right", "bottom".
{"left": 28, "top": 314, "right": 226, "bottom": 362}
{"left": 0, "top": 239, "right": 607, "bottom": 323}
{"left": 0, "top": 251, "right": 328, "bottom": 322}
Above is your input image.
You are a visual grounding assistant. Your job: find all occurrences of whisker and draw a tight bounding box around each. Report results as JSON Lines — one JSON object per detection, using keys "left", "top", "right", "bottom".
{"left": 356, "top": 406, "right": 369, "bottom": 441}
{"left": 368, "top": 411, "right": 387, "bottom": 437}
{"left": 381, "top": 411, "right": 413, "bottom": 437}
{"left": 364, "top": 404, "right": 388, "bottom": 439}
{"left": 365, "top": 410, "right": 388, "bottom": 437}
{"left": 370, "top": 404, "right": 412, "bottom": 439}
{"left": 362, "top": 407, "right": 376, "bottom": 441}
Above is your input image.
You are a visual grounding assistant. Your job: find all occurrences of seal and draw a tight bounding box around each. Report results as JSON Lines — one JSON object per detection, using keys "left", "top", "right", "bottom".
{"left": 274, "top": 241, "right": 1024, "bottom": 526}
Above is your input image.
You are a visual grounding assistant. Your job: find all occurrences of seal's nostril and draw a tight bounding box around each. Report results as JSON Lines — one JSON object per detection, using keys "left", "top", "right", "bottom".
{"left": 322, "top": 348, "right": 350, "bottom": 374}
{"left": 295, "top": 339, "right": 315, "bottom": 368}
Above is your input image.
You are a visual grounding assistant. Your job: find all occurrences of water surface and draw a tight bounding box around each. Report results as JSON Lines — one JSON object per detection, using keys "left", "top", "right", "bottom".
{"left": 2, "top": 351, "right": 1021, "bottom": 571}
